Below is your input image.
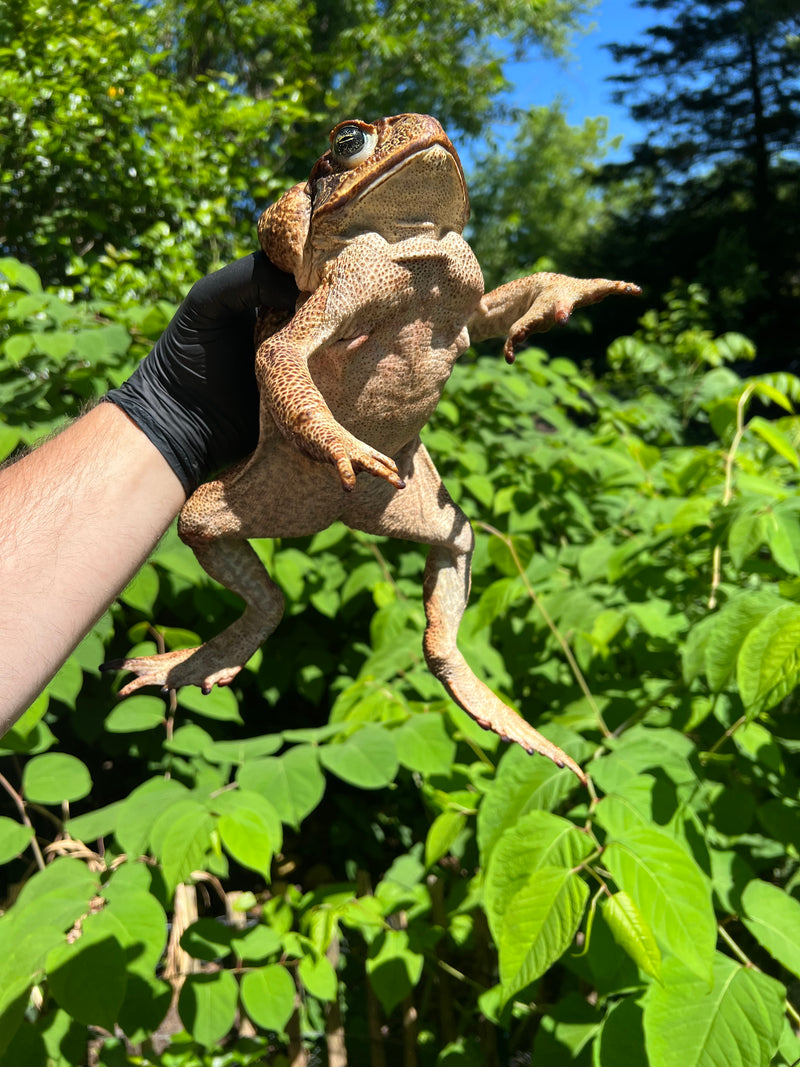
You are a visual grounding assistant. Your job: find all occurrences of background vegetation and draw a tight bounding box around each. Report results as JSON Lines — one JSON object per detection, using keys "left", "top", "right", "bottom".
{"left": 1, "top": 1, "right": 799, "bottom": 1064}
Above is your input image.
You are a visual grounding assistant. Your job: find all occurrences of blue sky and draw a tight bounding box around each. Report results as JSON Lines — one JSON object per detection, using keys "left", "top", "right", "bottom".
{"left": 504, "top": 0, "right": 657, "bottom": 159}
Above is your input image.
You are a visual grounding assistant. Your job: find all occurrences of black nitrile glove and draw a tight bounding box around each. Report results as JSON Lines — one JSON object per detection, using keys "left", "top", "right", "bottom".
{"left": 103, "top": 252, "right": 298, "bottom": 495}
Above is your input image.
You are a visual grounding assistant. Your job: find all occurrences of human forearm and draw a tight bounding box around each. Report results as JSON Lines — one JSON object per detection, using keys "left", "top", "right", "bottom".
{"left": 0, "top": 403, "right": 185, "bottom": 731}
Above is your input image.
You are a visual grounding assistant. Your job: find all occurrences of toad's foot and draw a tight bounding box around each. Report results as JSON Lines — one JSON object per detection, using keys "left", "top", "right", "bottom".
{"left": 101, "top": 645, "right": 244, "bottom": 698}
{"left": 462, "top": 697, "right": 586, "bottom": 784}
{"left": 504, "top": 277, "right": 641, "bottom": 362}
{"left": 291, "top": 413, "right": 406, "bottom": 492}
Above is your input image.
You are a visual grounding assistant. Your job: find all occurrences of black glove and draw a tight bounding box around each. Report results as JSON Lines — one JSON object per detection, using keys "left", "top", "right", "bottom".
{"left": 103, "top": 252, "right": 298, "bottom": 495}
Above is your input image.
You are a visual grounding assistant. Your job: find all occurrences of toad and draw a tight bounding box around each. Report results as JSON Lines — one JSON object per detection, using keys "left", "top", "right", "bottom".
{"left": 104, "top": 113, "right": 640, "bottom": 783}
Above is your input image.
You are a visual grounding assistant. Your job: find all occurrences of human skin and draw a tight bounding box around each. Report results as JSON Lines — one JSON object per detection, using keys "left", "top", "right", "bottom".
{"left": 0, "top": 403, "right": 185, "bottom": 732}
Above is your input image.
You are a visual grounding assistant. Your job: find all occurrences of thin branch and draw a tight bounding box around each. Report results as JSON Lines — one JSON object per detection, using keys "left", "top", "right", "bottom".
{"left": 0, "top": 770, "right": 45, "bottom": 870}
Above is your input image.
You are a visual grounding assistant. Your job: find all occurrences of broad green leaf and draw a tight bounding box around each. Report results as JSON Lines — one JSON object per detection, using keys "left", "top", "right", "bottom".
{"left": 0, "top": 257, "right": 43, "bottom": 292}
{"left": 298, "top": 953, "right": 338, "bottom": 1001}
{"left": 603, "top": 825, "right": 715, "bottom": 983}
{"left": 99, "top": 876, "right": 168, "bottom": 980}
{"left": 203, "top": 734, "right": 284, "bottom": 765}
{"left": 319, "top": 724, "right": 399, "bottom": 789}
{"left": 740, "top": 879, "right": 800, "bottom": 978}
{"left": 115, "top": 777, "right": 190, "bottom": 857}
{"left": 728, "top": 507, "right": 768, "bottom": 569}
{"left": 393, "top": 713, "right": 456, "bottom": 775}
{"left": 215, "top": 790, "right": 282, "bottom": 879}
{"left": 484, "top": 811, "right": 593, "bottom": 942}
{"left": 240, "top": 964, "right": 296, "bottom": 1032}
{"left": 0, "top": 817, "right": 33, "bottom": 864}
{"left": 22, "top": 752, "right": 92, "bottom": 804}
{"left": 46, "top": 923, "right": 127, "bottom": 1030}
{"left": 105, "top": 695, "right": 166, "bottom": 733}
{"left": 119, "top": 563, "right": 160, "bottom": 613}
{"left": 749, "top": 416, "right": 800, "bottom": 468}
{"left": 425, "top": 811, "right": 467, "bottom": 868}
{"left": 155, "top": 804, "right": 215, "bottom": 894}
{"left": 497, "top": 866, "right": 589, "bottom": 1002}
{"left": 477, "top": 728, "right": 590, "bottom": 863}
{"left": 737, "top": 603, "right": 800, "bottom": 716}
{"left": 366, "top": 930, "right": 424, "bottom": 1015}
{"left": 237, "top": 745, "right": 326, "bottom": 828}
{"left": 602, "top": 891, "right": 662, "bottom": 981}
{"left": 177, "top": 684, "right": 242, "bottom": 722}
{"left": 702, "top": 591, "right": 784, "bottom": 692}
{"left": 181, "top": 918, "right": 235, "bottom": 961}
{"left": 597, "top": 996, "right": 647, "bottom": 1067}
{"left": 178, "top": 970, "right": 238, "bottom": 1047}
{"left": 643, "top": 954, "right": 784, "bottom": 1067}
{"left": 66, "top": 801, "right": 123, "bottom": 844}
{"left": 230, "top": 924, "right": 282, "bottom": 963}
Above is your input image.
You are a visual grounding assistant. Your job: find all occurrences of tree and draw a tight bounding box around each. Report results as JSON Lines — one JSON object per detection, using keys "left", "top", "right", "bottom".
{"left": 0, "top": 0, "right": 593, "bottom": 298}
{"left": 602, "top": 0, "right": 800, "bottom": 348}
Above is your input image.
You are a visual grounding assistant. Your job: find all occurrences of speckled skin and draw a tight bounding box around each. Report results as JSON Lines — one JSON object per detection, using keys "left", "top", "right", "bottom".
{"left": 110, "top": 113, "right": 640, "bottom": 782}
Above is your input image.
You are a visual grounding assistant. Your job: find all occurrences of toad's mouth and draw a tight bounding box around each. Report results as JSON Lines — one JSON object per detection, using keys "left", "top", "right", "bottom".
{"left": 316, "top": 144, "right": 470, "bottom": 238}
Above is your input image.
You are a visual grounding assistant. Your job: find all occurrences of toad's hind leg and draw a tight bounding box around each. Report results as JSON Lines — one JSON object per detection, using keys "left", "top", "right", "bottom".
{"left": 342, "top": 441, "right": 586, "bottom": 783}
{"left": 102, "top": 475, "right": 284, "bottom": 698}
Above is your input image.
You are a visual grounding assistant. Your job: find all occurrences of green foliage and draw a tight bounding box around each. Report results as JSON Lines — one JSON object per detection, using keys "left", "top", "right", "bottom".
{"left": 2, "top": 259, "right": 800, "bottom": 1063}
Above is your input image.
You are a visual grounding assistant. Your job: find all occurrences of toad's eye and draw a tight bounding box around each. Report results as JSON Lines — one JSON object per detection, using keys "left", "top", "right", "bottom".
{"left": 331, "top": 123, "right": 377, "bottom": 168}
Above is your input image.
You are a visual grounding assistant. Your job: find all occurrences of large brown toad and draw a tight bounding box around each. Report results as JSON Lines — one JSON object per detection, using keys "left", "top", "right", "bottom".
{"left": 106, "top": 113, "right": 640, "bottom": 782}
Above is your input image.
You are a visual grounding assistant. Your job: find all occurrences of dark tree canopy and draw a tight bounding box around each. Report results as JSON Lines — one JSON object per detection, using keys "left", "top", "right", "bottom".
{"left": 601, "top": 0, "right": 800, "bottom": 355}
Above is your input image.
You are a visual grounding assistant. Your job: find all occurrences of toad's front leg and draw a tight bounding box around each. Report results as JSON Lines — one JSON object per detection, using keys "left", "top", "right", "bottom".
{"left": 469, "top": 272, "right": 641, "bottom": 362}
{"left": 257, "top": 275, "right": 405, "bottom": 492}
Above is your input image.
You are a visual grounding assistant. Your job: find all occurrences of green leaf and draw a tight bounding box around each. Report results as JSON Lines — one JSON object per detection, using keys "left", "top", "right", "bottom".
{"left": 603, "top": 825, "right": 715, "bottom": 983}
{"left": 643, "top": 954, "right": 784, "bottom": 1067}
{"left": 602, "top": 891, "right": 662, "bottom": 981}
{"left": 298, "top": 953, "right": 338, "bottom": 1001}
{"left": 366, "top": 930, "right": 424, "bottom": 1015}
{"left": 66, "top": 801, "right": 123, "bottom": 844}
{"left": 237, "top": 745, "right": 326, "bottom": 828}
{"left": 319, "top": 724, "right": 399, "bottom": 789}
{"left": 484, "top": 811, "right": 593, "bottom": 943}
{"left": 203, "top": 734, "right": 284, "bottom": 765}
{"left": 119, "top": 563, "right": 160, "bottom": 613}
{"left": 740, "top": 879, "right": 800, "bottom": 978}
{"left": 105, "top": 695, "right": 166, "bottom": 733}
{"left": 728, "top": 506, "right": 768, "bottom": 569}
{"left": 230, "top": 924, "right": 282, "bottom": 963}
{"left": 737, "top": 602, "right": 800, "bottom": 716}
{"left": 115, "top": 777, "right": 190, "bottom": 857}
{"left": 425, "top": 811, "right": 467, "bottom": 868}
{"left": 748, "top": 416, "right": 800, "bottom": 468}
{"left": 0, "top": 257, "right": 43, "bottom": 293}
{"left": 22, "top": 753, "right": 92, "bottom": 804}
{"left": 177, "top": 684, "right": 242, "bottom": 722}
{"left": 46, "top": 922, "right": 127, "bottom": 1030}
{"left": 393, "top": 713, "right": 456, "bottom": 775}
{"left": 215, "top": 790, "right": 282, "bottom": 879}
{"left": 477, "top": 730, "right": 589, "bottom": 863}
{"left": 154, "top": 803, "right": 215, "bottom": 894}
{"left": 702, "top": 591, "right": 784, "bottom": 691}
{"left": 497, "top": 866, "right": 589, "bottom": 1002}
{"left": 178, "top": 971, "right": 238, "bottom": 1047}
{"left": 240, "top": 964, "right": 296, "bottom": 1032}
{"left": 0, "top": 817, "right": 34, "bottom": 864}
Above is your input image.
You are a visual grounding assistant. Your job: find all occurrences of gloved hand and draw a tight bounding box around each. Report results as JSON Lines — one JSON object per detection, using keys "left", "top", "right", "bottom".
{"left": 103, "top": 252, "right": 298, "bottom": 495}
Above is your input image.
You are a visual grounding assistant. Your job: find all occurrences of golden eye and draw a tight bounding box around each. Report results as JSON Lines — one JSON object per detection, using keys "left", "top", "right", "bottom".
{"left": 331, "top": 123, "right": 378, "bottom": 168}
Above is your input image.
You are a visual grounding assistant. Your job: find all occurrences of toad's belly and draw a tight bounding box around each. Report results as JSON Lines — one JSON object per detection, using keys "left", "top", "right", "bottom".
{"left": 308, "top": 319, "right": 469, "bottom": 455}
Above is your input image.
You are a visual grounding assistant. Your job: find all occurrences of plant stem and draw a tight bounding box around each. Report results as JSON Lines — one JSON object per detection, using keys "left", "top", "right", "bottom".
{"left": 0, "top": 769, "right": 45, "bottom": 870}
{"left": 477, "top": 522, "right": 611, "bottom": 738}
